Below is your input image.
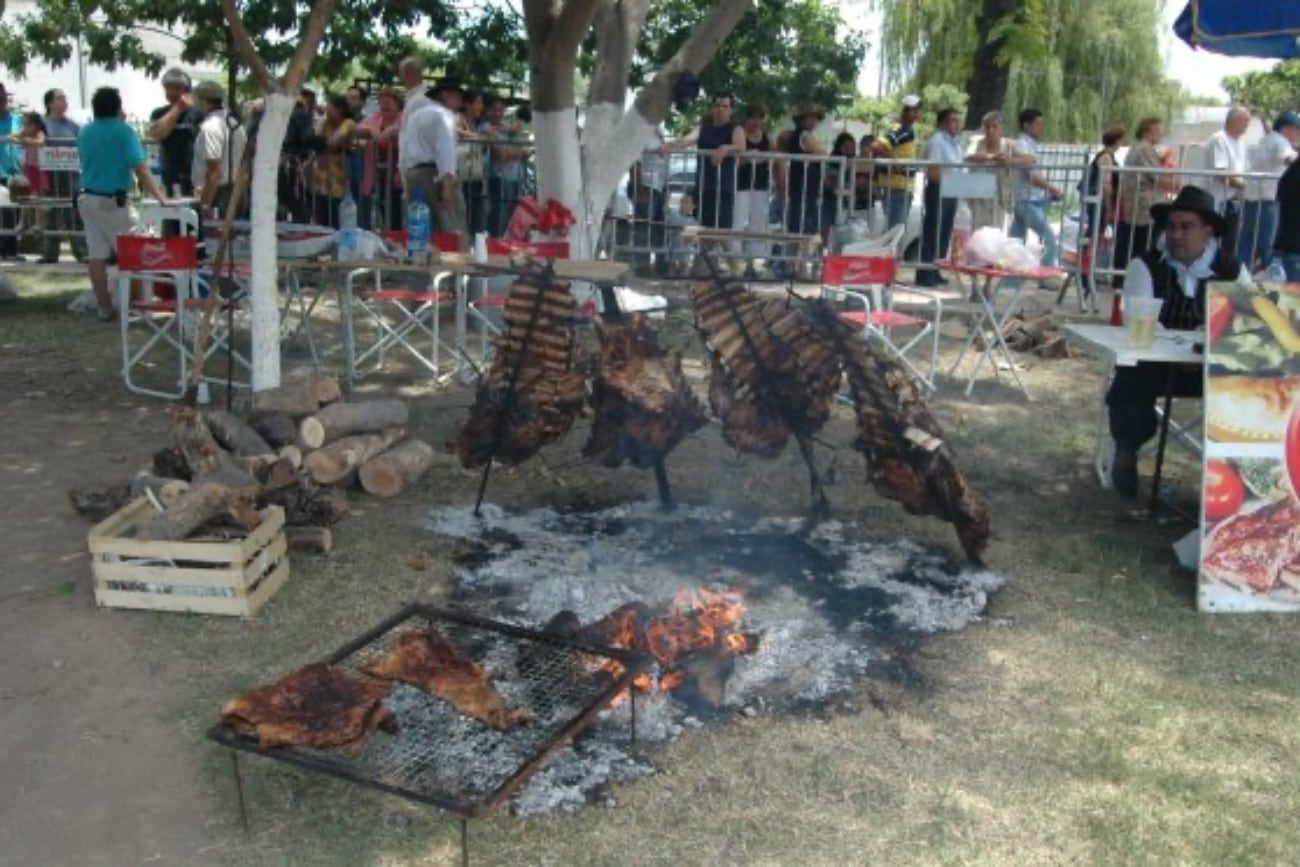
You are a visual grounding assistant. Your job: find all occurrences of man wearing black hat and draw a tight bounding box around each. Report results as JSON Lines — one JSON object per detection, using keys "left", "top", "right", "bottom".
{"left": 1106, "top": 185, "right": 1251, "bottom": 498}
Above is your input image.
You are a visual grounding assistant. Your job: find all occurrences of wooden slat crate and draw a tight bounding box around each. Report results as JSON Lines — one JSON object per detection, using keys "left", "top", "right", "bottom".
{"left": 88, "top": 498, "right": 291, "bottom": 617}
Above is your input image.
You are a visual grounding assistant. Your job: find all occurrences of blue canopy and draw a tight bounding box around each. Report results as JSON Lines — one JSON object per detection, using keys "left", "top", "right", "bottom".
{"left": 1174, "top": 1, "right": 1300, "bottom": 59}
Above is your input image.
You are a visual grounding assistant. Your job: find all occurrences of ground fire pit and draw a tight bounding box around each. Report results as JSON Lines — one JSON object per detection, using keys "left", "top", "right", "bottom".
{"left": 208, "top": 603, "right": 650, "bottom": 863}
{"left": 428, "top": 502, "right": 1006, "bottom": 815}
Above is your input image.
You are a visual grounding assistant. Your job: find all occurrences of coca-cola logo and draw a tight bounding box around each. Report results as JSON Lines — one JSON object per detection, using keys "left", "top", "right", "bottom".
{"left": 137, "top": 241, "right": 185, "bottom": 269}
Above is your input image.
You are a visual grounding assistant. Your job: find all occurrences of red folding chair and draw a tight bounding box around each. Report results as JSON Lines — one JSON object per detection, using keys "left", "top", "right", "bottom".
{"left": 116, "top": 235, "right": 248, "bottom": 398}
{"left": 342, "top": 230, "right": 462, "bottom": 383}
{"left": 820, "top": 254, "right": 941, "bottom": 391}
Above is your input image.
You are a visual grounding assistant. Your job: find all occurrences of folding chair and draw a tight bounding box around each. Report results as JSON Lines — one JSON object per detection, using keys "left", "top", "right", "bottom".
{"left": 116, "top": 234, "right": 249, "bottom": 398}
{"left": 820, "top": 253, "right": 941, "bottom": 391}
{"left": 343, "top": 231, "right": 461, "bottom": 383}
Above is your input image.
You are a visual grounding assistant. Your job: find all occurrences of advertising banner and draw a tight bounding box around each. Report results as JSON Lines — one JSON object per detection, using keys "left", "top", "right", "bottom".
{"left": 1199, "top": 281, "right": 1300, "bottom": 612}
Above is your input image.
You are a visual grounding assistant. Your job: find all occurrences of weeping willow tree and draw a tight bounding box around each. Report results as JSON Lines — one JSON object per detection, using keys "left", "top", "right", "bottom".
{"left": 873, "top": 0, "right": 1188, "bottom": 139}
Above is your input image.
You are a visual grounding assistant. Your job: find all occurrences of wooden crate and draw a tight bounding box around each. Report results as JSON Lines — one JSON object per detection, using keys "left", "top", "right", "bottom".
{"left": 88, "top": 498, "right": 291, "bottom": 617}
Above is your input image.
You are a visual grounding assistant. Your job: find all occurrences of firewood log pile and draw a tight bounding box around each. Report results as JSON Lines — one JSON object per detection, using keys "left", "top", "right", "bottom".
{"left": 69, "top": 375, "right": 435, "bottom": 551}
{"left": 448, "top": 279, "right": 587, "bottom": 468}
{"left": 999, "top": 313, "right": 1084, "bottom": 359}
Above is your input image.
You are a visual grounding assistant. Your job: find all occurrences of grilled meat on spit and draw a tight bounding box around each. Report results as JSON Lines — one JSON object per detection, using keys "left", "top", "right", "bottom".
{"left": 584, "top": 316, "right": 709, "bottom": 468}
{"left": 692, "top": 282, "right": 842, "bottom": 457}
{"left": 449, "top": 280, "right": 586, "bottom": 467}
{"left": 802, "top": 300, "right": 991, "bottom": 562}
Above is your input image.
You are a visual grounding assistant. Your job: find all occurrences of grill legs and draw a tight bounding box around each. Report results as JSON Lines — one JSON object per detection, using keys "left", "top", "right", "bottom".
{"left": 230, "top": 750, "right": 250, "bottom": 839}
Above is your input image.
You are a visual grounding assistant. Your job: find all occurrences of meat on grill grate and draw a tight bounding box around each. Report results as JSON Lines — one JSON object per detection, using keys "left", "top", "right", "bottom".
{"left": 584, "top": 316, "right": 709, "bottom": 468}
{"left": 220, "top": 662, "right": 395, "bottom": 749}
{"left": 692, "top": 282, "right": 842, "bottom": 457}
{"left": 802, "top": 300, "right": 991, "bottom": 562}
{"left": 360, "top": 629, "right": 535, "bottom": 730}
{"left": 448, "top": 280, "right": 586, "bottom": 467}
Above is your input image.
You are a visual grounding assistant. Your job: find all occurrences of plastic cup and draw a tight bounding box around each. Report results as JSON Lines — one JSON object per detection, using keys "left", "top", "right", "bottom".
{"left": 1126, "top": 297, "right": 1164, "bottom": 348}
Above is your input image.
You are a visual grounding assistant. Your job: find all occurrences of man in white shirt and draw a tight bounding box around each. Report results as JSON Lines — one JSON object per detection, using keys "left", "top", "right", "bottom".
{"left": 916, "top": 107, "right": 964, "bottom": 286}
{"left": 1106, "top": 185, "right": 1250, "bottom": 498}
{"left": 1203, "top": 107, "right": 1250, "bottom": 225}
{"left": 398, "top": 57, "right": 430, "bottom": 135}
{"left": 400, "top": 97, "right": 461, "bottom": 235}
{"left": 190, "top": 81, "right": 247, "bottom": 219}
{"left": 1238, "top": 110, "right": 1299, "bottom": 269}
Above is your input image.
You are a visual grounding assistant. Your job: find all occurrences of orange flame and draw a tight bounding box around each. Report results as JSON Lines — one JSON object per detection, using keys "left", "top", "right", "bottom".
{"left": 589, "top": 588, "right": 757, "bottom": 705}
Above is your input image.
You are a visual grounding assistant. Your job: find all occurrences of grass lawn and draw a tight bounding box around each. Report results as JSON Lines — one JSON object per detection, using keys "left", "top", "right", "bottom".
{"left": 5, "top": 272, "right": 1299, "bottom": 866}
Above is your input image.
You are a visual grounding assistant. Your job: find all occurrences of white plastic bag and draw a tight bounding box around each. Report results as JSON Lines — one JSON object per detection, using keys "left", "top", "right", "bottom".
{"left": 995, "top": 238, "right": 1040, "bottom": 272}
{"left": 965, "top": 226, "right": 1005, "bottom": 266}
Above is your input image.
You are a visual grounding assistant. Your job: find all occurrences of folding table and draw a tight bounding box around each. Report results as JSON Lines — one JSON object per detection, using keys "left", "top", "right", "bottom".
{"left": 937, "top": 259, "right": 1067, "bottom": 400}
{"left": 1061, "top": 322, "right": 1204, "bottom": 514}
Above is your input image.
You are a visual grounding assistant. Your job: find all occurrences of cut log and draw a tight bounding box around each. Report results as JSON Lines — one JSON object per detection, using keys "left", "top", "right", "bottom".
{"left": 264, "top": 479, "right": 349, "bottom": 526}
{"left": 130, "top": 474, "right": 191, "bottom": 508}
{"left": 245, "top": 410, "right": 298, "bottom": 447}
{"left": 278, "top": 444, "right": 303, "bottom": 470}
{"left": 151, "top": 447, "right": 191, "bottom": 481}
{"left": 260, "top": 457, "right": 300, "bottom": 492}
{"left": 359, "top": 439, "right": 435, "bottom": 497}
{"left": 285, "top": 526, "right": 333, "bottom": 554}
{"left": 250, "top": 375, "right": 342, "bottom": 417}
{"left": 298, "top": 400, "right": 410, "bottom": 449}
{"left": 141, "top": 483, "right": 262, "bottom": 541}
{"left": 303, "top": 428, "right": 406, "bottom": 485}
{"left": 171, "top": 407, "right": 257, "bottom": 490}
{"left": 206, "top": 410, "right": 273, "bottom": 456}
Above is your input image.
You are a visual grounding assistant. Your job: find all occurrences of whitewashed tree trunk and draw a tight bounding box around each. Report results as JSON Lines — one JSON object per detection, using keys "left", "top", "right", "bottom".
{"left": 532, "top": 109, "right": 590, "bottom": 257}
{"left": 249, "top": 91, "right": 294, "bottom": 391}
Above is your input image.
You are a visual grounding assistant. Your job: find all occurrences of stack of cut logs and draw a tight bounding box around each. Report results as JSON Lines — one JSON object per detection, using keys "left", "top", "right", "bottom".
{"left": 73, "top": 375, "right": 434, "bottom": 551}
{"left": 999, "top": 313, "right": 1082, "bottom": 359}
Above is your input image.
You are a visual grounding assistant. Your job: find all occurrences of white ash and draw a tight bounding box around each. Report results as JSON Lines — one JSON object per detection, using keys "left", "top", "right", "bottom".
{"left": 425, "top": 502, "right": 1006, "bottom": 814}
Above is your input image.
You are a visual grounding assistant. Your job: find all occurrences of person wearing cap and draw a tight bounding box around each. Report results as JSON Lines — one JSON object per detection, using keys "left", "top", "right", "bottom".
{"left": 871, "top": 95, "right": 924, "bottom": 231}
{"left": 190, "top": 81, "right": 247, "bottom": 219}
{"left": 1238, "top": 110, "right": 1298, "bottom": 269}
{"left": 777, "top": 104, "right": 826, "bottom": 246}
{"left": 1105, "top": 185, "right": 1250, "bottom": 498}
{"left": 148, "top": 69, "right": 203, "bottom": 199}
{"left": 76, "top": 87, "right": 170, "bottom": 320}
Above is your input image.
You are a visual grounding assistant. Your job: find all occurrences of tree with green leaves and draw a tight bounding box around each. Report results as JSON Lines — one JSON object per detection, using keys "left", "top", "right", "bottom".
{"left": 1223, "top": 60, "right": 1300, "bottom": 120}
{"left": 633, "top": 0, "right": 867, "bottom": 128}
{"left": 872, "top": 0, "right": 1188, "bottom": 139}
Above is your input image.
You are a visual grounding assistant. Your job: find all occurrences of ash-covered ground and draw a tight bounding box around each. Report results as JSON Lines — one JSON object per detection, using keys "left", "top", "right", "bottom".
{"left": 424, "top": 502, "right": 1005, "bottom": 815}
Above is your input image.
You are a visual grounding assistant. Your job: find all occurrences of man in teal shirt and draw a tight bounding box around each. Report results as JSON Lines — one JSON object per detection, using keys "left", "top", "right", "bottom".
{"left": 0, "top": 83, "right": 23, "bottom": 260}
{"left": 76, "top": 87, "right": 170, "bottom": 319}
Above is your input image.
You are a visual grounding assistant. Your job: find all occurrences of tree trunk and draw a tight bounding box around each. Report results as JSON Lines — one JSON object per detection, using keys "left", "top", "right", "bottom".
{"left": 246, "top": 410, "right": 298, "bottom": 447}
{"left": 141, "top": 483, "right": 261, "bottom": 541}
{"left": 359, "top": 439, "right": 435, "bottom": 497}
{"left": 298, "top": 399, "right": 410, "bottom": 449}
{"left": 963, "top": 0, "right": 1019, "bottom": 131}
{"left": 207, "top": 409, "right": 273, "bottom": 456}
{"left": 250, "top": 374, "right": 341, "bottom": 416}
{"left": 303, "top": 428, "right": 406, "bottom": 485}
{"left": 249, "top": 91, "right": 295, "bottom": 392}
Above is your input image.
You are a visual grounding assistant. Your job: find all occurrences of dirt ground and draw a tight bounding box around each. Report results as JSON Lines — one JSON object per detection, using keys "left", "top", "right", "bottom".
{"left": 3, "top": 276, "right": 1299, "bottom": 866}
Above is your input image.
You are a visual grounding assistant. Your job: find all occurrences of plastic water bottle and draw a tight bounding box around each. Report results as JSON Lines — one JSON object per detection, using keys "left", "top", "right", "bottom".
{"left": 338, "top": 193, "right": 359, "bottom": 262}
{"left": 407, "top": 191, "right": 431, "bottom": 260}
{"left": 473, "top": 232, "right": 488, "bottom": 263}
{"left": 951, "top": 202, "right": 972, "bottom": 264}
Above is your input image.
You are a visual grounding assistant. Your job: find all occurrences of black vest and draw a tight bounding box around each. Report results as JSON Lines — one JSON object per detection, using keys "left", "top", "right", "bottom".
{"left": 1138, "top": 246, "right": 1239, "bottom": 331}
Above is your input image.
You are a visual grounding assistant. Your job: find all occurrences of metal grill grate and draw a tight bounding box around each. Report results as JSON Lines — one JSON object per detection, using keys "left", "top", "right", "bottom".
{"left": 208, "top": 603, "right": 650, "bottom": 818}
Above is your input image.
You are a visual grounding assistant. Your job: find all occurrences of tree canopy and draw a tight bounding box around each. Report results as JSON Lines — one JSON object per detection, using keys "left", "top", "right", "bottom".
{"left": 1223, "top": 60, "right": 1300, "bottom": 120}
{"left": 872, "top": 0, "right": 1189, "bottom": 140}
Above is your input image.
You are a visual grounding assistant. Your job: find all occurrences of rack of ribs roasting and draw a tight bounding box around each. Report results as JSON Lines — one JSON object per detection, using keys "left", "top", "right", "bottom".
{"left": 583, "top": 316, "right": 709, "bottom": 469}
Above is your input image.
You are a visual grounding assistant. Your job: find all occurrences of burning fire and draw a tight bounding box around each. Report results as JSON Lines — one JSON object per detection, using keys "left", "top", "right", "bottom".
{"left": 589, "top": 588, "right": 759, "bottom": 706}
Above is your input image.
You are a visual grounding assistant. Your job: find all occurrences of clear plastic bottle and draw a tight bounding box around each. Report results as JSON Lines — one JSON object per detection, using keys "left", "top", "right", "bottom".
{"left": 951, "top": 202, "right": 972, "bottom": 264}
{"left": 407, "top": 191, "right": 431, "bottom": 259}
{"left": 337, "top": 193, "right": 359, "bottom": 262}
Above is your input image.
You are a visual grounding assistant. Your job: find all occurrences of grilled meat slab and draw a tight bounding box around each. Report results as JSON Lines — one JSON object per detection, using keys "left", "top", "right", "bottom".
{"left": 221, "top": 662, "right": 394, "bottom": 750}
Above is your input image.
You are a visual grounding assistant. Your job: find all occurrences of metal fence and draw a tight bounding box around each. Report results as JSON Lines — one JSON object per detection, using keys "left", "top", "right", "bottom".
{"left": 5, "top": 131, "right": 1287, "bottom": 291}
